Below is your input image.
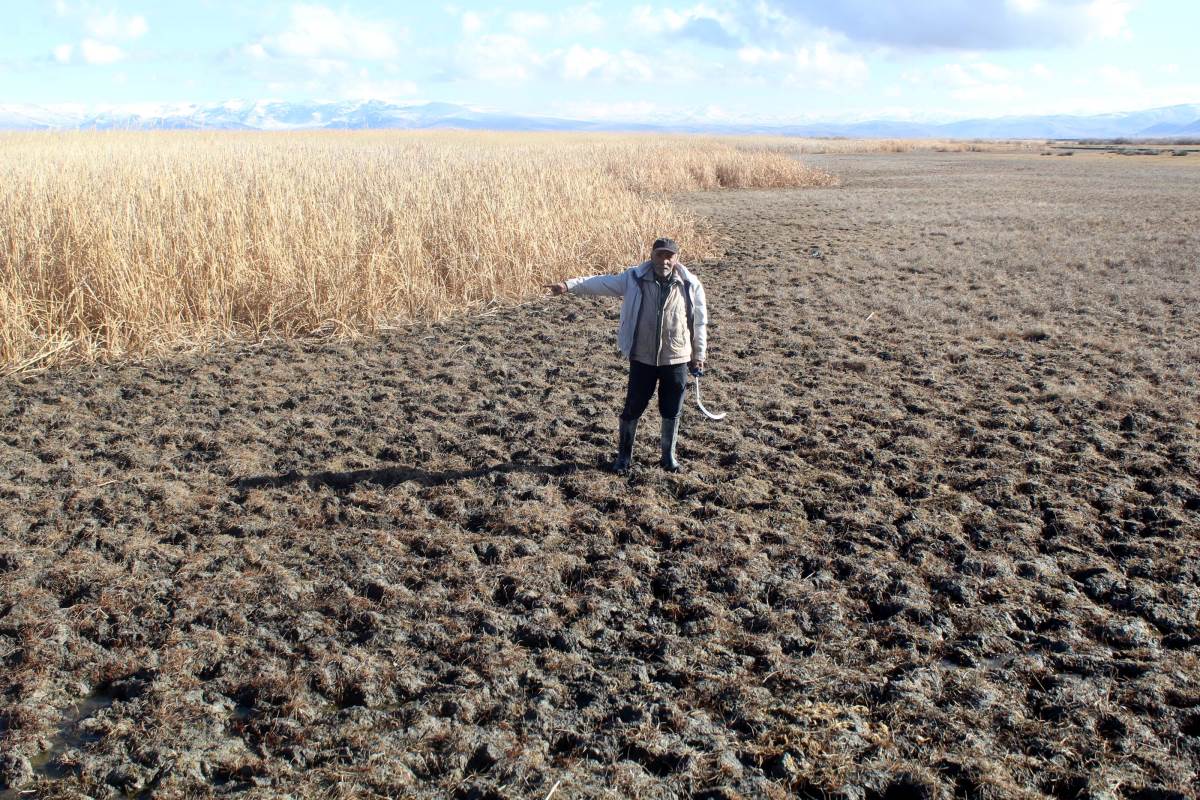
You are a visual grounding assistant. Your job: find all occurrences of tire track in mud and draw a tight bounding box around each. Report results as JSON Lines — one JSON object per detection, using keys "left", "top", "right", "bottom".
{"left": 2, "top": 152, "right": 1199, "bottom": 799}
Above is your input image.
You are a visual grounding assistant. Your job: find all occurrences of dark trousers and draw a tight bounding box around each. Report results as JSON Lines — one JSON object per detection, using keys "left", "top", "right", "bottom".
{"left": 620, "top": 360, "right": 687, "bottom": 422}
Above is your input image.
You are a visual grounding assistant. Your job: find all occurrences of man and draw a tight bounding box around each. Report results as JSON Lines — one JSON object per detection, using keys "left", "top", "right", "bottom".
{"left": 545, "top": 237, "right": 708, "bottom": 473}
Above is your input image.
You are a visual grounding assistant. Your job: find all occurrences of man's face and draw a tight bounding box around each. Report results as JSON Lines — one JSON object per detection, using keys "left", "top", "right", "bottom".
{"left": 652, "top": 248, "right": 677, "bottom": 279}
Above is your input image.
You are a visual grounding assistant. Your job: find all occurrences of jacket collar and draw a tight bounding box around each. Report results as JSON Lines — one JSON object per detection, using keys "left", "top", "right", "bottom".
{"left": 636, "top": 260, "right": 693, "bottom": 285}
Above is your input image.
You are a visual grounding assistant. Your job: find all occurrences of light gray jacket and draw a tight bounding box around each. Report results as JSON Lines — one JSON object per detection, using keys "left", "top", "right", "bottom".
{"left": 565, "top": 261, "right": 708, "bottom": 363}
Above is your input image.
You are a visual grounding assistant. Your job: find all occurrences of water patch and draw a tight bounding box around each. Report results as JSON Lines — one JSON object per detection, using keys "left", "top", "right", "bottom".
{"left": 26, "top": 687, "right": 118, "bottom": 781}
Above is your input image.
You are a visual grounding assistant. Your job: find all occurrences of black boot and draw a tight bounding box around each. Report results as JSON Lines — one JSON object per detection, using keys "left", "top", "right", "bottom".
{"left": 661, "top": 416, "right": 681, "bottom": 472}
{"left": 612, "top": 417, "right": 638, "bottom": 474}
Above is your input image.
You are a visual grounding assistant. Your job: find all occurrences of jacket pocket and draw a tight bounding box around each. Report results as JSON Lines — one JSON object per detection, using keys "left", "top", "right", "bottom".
{"left": 666, "top": 308, "right": 689, "bottom": 358}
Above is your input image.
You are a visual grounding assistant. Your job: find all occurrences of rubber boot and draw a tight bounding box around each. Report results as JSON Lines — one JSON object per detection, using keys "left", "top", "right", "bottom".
{"left": 612, "top": 417, "right": 638, "bottom": 474}
{"left": 660, "top": 415, "right": 682, "bottom": 472}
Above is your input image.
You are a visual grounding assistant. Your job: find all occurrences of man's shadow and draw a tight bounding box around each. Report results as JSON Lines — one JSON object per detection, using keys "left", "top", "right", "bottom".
{"left": 233, "top": 459, "right": 592, "bottom": 493}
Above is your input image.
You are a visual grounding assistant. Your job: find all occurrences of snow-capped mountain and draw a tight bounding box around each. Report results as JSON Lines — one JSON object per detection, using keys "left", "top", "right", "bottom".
{"left": 2, "top": 100, "right": 1198, "bottom": 139}
{"left": 0, "top": 104, "right": 88, "bottom": 130}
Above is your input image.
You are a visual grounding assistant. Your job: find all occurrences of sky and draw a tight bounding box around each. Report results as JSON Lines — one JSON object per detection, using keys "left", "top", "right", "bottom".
{"left": 2, "top": 0, "right": 1198, "bottom": 123}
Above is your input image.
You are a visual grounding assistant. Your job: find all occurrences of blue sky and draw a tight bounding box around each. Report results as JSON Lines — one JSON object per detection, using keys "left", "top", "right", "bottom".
{"left": 3, "top": 0, "right": 1197, "bottom": 122}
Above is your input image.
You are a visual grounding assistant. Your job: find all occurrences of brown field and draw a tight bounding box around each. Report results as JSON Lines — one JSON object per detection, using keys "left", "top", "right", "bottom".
{"left": 2, "top": 150, "right": 1199, "bottom": 799}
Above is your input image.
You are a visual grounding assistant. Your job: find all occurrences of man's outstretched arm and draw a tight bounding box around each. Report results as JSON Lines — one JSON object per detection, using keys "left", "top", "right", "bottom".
{"left": 544, "top": 272, "right": 628, "bottom": 298}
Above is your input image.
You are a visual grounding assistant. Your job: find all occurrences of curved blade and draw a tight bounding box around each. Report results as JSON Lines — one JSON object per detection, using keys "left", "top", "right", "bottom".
{"left": 693, "top": 375, "right": 727, "bottom": 420}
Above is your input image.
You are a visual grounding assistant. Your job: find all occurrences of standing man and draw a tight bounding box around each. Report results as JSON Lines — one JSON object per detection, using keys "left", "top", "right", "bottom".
{"left": 545, "top": 237, "right": 708, "bottom": 473}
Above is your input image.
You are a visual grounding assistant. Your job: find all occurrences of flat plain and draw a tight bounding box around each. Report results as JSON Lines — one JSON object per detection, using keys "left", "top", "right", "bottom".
{"left": 1, "top": 151, "right": 1198, "bottom": 799}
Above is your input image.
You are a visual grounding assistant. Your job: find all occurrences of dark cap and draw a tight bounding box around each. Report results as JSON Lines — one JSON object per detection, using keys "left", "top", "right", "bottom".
{"left": 652, "top": 237, "right": 679, "bottom": 254}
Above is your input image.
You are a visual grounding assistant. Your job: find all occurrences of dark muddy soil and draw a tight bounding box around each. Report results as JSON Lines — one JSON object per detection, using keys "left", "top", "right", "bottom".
{"left": 2, "top": 153, "right": 1199, "bottom": 799}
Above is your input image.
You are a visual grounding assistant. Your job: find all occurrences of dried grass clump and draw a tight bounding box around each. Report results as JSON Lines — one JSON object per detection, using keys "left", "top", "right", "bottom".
{"left": 596, "top": 138, "right": 842, "bottom": 193}
{"left": 0, "top": 131, "right": 836, "bottom": 373}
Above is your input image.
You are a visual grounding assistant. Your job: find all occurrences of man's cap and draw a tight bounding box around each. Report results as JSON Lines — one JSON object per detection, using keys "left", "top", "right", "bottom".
{"left": 652, "top": 237, "right": 679, "bottom": 254}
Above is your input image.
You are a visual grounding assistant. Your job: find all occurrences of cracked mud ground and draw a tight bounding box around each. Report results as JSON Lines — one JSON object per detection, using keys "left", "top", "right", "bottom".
{"left": 2, "top": 152, "right": 1199, "bottom": 799}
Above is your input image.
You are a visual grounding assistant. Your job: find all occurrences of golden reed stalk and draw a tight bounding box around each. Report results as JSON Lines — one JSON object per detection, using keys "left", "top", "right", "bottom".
{"left": 0, "top": 131, "right": 838, "bottom": 372}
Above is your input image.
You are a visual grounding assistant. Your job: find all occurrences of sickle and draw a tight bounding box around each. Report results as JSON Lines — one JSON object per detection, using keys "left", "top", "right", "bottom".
{"left": 690, "top": 368, "right": 727, "bottom": 421}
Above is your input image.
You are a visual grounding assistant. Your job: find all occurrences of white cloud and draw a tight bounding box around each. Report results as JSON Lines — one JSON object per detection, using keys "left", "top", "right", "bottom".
{"left": 234, "top": 9, "right": 417, "bottom": 100}
{"left": 632, "top": 4, "right": 710, "bottom": 33}
{"left": 48, "top": 5, "right": 147, "bottom": 65}
{"left": 560, "top": 47, "right": 656, "bottom": 82}
{"left": 737, "top": 46, "right": 784, "bottom": 66}
{"left": 461, "top": 11, "right": 484, "bottom": 34}
{"left": 454, "top": 33, "right": 543, "bottom": 82}
{"left": 445, "top": 6, "right": 862, "bottom": 88}
{"left": 975, "top": 62, "right": 1012, "bottom": 81}
{"left": 738, "top": 42, "right": 868, "bottom": 88}
{"left": 561, "top": 45, "right": 610, "bottom": 80}
{"left": 86, "top": 11, "right": 148, "bottom": 41}
{"left": 1084, "top": 0, "right": 1134, "bottom": 39}
{"left": 1096, "top": 64, "right": 1141, "bottom": 91}
{"left": 303, "top": 58, "right": 350, "bottom": 77}
{"left": 630, "top": 4, "right": 742, "bottom": 47}
{"left": 507, "top": 11, "right": 551, "bottom": 35}
{"left": 901, "top": 59, "right": 1077, "bottom": 107}
{"left": 339, "top": 77, "right": 420, "bottom": 101}
{"left": 448, "top": 34, "right": 667, "bottom": 85}
{"left": 557, "top": 100, "right": 658, "bottom": 121}
{"left": 906, "top": 60, "right": 1026, "bottom": 89}
{"left": 560, "top": 4, "right": 606, "bottom": 35}
{"left": 477, "top": 5, "right": 606, "bottom": 37}
{"left": 79, "top": 38, "right": 125, "bottom": 65}
{"left": 792, "top": 42, "right": 869, "bottom": 87}
{"left": 762, "top": 0, "right": 1138, "bottom": 50}
{"left": 260, "top": 5, "right": 405, "bottom": 61}
{"left": 950, "top": 82, "right": 1026, "bottom": 104}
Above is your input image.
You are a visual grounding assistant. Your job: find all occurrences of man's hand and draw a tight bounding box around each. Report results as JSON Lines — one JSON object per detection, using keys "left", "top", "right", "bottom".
{"left": 689, "top": 359, "right": 705, "bottom": 374}
{"left": 545, "top": 282, "right": 568, "bottom": 296}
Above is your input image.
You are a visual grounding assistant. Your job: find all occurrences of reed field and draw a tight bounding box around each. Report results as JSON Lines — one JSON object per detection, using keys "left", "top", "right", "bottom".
{"left": 0, "top": 132, "right": 836, "bottom": 374}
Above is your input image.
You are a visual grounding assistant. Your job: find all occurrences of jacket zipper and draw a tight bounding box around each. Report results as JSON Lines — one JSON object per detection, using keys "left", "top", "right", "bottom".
{"left": 654, "top": 277, "right": 678, "bottom": 365}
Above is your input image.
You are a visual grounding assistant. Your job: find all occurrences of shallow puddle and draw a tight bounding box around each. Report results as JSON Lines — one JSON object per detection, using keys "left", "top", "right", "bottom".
{"left": 25, "top": 687, "right": 117, "bottom": 782}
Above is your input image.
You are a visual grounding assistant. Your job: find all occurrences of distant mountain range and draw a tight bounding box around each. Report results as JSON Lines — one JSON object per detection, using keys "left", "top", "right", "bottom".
{"left": 2, "top": 100, "right": 1198, "bottom": 139}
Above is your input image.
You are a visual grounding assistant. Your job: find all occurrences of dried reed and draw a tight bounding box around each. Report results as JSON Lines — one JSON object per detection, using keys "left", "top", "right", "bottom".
{"left": 0, "top": 131, "right": 836, "bottom": 372}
